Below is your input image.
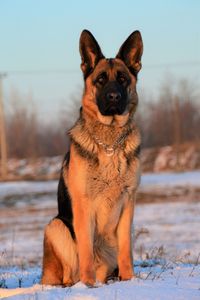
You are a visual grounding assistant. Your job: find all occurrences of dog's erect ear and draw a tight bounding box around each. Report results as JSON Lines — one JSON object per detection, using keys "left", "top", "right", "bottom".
{"left": 116, "top": 31, "right": 143, "bottom": 74}
{"left": 79, "top": 30, "right": 105, "bottom": 78}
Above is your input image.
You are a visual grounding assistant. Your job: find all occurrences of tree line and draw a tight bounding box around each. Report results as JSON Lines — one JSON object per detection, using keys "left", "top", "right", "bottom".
{"left": 5, "top": 79, "right": 200, "bottom": 158}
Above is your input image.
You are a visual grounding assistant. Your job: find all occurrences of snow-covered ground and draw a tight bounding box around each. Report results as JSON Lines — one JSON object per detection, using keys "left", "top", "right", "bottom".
{"left": 140, "top": 170, "right": 200, "bottom": 188}
{"left": 139, "top": 170, "right": 200, "bottom": 202}
{"left": 1, "top": 170, "right": 199, "bottom": 201}
{"left": 1, "top": 262, "right": 200, "bottom": 299}
{"left": 0, "top": 171, "right": 200, "bottom": 299}
{"left": 0, "top": 171, "right": 200, "bottom": 205}
{"left": 0, "top": 180, "right": 57, "bottom": 200}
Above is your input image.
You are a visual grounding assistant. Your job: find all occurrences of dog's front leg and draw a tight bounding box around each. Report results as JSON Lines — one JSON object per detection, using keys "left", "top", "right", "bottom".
{"left": 68, "top": 145, "right": 96, "bottom": 286}
{"left": 117, "top": 196, "right": 135, "bottom": 281}
{"left": 73, "top": 200, "right": 95, "bottom": 286}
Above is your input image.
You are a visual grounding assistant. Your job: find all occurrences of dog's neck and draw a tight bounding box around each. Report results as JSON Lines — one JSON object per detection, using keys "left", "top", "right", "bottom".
{"left": 80, "top": 109, "right": 135, "bottom": 146}
{"left": 68, "top": 109, "right": 139, "bottom": 159}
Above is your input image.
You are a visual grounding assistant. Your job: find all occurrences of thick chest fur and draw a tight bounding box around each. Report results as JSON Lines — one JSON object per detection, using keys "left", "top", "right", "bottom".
{"left": 89, "top": 152, "right": 140, "bottom": 233}
{"left": 88, "top": 150, "right": 139, "bottom": 200}
{"left": 67, "top": 119, "right": 141, "bottom": 236}
{"left": 67, "top": 144, "right": 140, "bottom": 236}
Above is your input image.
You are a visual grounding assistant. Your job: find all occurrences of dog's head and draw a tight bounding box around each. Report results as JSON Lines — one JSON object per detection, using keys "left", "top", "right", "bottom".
{"left": 80, "top": 30, "right": 143, "bottom": 126}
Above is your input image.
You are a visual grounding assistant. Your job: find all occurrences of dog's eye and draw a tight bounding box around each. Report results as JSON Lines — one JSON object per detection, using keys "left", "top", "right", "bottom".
{"left": 98, "top": 77, "right": 105, "bottom": 84}
{"left": 95, "top": 73, "right": 107, "bottom": 85}
{"left": 117, "top": 74, "right": 127, "bottom": 84}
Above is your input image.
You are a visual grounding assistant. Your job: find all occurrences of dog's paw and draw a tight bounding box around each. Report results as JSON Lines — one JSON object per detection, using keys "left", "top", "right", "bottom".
{"left": 119, "top": 270, "right": 135, "bottom": 281}
{"left": 81, "top": 270, "right": 96, "bottom": 287}
{"left": 82, "top": 278, "right": 96, "bottom": 287}
{"left": 63, "top": 278, "right": 74, "bottom": 287}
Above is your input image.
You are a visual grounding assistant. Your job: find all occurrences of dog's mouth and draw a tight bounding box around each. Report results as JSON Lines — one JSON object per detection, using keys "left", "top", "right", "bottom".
{"left": 98, "top": 101, "right": 127, "bottom": 116}
{"left": 96, "top": 101, "right": 130, "bottom": 126}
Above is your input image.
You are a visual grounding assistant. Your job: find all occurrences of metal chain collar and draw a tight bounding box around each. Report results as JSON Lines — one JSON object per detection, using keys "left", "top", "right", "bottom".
{"left": 93, "top": 131, "right": 129, "bottom": 157}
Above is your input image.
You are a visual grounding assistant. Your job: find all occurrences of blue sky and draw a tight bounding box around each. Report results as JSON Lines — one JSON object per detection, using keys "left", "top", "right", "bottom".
{"left": 0, "top": 0, "right": 199, "bottom": 120}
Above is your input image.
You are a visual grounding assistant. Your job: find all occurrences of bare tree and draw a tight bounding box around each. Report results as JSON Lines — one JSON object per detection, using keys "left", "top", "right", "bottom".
{"left": 4, "top": 78, "right": 200, "bottom": 159}
{"left": 136, "top": 78, "right": 200, "bottom": 148}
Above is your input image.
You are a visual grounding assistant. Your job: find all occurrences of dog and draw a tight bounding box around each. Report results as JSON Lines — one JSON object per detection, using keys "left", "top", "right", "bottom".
{"left": 41, "top": 29, "right": 143, "bottom": 287}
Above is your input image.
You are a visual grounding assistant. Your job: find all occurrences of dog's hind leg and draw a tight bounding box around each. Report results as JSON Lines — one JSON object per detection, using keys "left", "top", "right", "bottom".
{"left": 41, "top": 218, "right": 79, "bottom": 286}
{"left": 41, "top": 232, "right": 62, "bottom": 285}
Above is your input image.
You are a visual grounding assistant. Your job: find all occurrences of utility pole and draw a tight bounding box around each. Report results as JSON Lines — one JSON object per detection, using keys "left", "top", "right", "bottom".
{"left": 173, "top": 95, "right": 181, "bottom": 172}
{"left": 0, "top": 73, "right": 8, "bottom": 180}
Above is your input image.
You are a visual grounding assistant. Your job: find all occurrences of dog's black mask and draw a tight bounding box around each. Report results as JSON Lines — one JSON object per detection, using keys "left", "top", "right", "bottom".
{"left": 96, "top": 80, "right": 128, "bottom": 116}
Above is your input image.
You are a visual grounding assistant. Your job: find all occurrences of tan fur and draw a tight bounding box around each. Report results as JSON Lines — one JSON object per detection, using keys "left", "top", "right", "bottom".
{"left": 41, "top": 113, "right": 141, "bottom": 286}
{"left": 65, "top": 110, "right": 141, "bottom": 284}
{"left": 41, "top": 219, "right": 79, "bottom": 286}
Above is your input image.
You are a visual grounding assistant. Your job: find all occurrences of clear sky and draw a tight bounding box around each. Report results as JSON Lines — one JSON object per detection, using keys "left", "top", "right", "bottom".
{"left": 0, "top": 0, "right": 199, "bottom": 120}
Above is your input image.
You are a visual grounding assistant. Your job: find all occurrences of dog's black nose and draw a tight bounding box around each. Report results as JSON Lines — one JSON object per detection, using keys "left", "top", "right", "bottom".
{"left": 107, "top": 92, "right": 121, "bottom": 102}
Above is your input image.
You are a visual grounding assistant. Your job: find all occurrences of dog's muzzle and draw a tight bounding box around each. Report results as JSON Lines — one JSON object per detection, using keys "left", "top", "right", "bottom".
{"left": 97, "top": 83, "right": 128, "bottom": 116}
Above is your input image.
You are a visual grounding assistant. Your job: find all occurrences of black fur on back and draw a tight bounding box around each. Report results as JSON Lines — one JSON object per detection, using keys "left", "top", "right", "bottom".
{"left": 55, "top": 152, "right": 75, "bottom": 240}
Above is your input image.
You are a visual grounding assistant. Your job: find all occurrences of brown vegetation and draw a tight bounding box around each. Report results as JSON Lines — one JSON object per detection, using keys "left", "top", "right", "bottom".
{"left": 136, "top": 79, "right": 200, "bottom": 148}
{"left": 4, "top": 79, "right": 200, "bottom": 159}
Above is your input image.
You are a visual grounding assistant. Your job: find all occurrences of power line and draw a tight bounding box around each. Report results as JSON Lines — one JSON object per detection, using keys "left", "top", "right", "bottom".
{"left": 144, "top": 61, "right": 200, "bottom": 69}
{"left": 3, "top": 69, "right": 80, "bottom": 75}
{"left": 1, "top": 61, "right": 200, "bottom": 76}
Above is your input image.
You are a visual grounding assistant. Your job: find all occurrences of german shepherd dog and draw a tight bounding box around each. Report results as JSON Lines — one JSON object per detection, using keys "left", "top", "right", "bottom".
{"left": 41, "top": 29, "right": 143, "bottom": 287}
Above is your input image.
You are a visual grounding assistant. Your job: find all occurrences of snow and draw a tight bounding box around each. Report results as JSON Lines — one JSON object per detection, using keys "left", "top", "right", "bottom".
{"left": 0, "top": 170, "right": 199, "bottom": 201}
{"left": 140, "top": 170, "right": 200, "bottom": 188}
{"left": 139, "top": 170, "right": 200, "bottom": 201}
{"left": 135, "top": 201, "right": 200, "bottom": 261}
{"left": 0, "top": 171, "right": 200, "bottom": 299}
{"left": 5, "top": 156, "right": 62, "bottom": 178}
{"left": 1, "top": 194, "right": 200, "bottom": 266}
{"left": 0, "top": 180, "right": 57, "bottom": 200}
{"left": 0, "top": 263, "right": 200, "bottom": 299}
